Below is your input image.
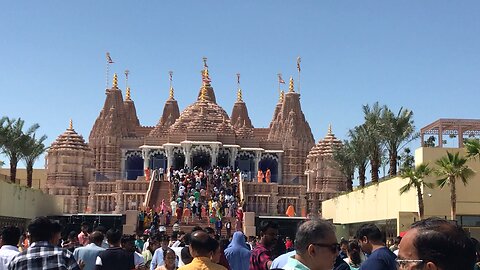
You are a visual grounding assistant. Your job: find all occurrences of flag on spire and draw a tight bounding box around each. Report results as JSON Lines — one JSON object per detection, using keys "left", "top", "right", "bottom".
{"left": 278, "top": 74, "right": 286, "bottom": 84}
{"left": 297, "top": 56, "right": 301, "bottom": 72}
{"left": 106, "top": 52, "right": 114, "bottom": 64}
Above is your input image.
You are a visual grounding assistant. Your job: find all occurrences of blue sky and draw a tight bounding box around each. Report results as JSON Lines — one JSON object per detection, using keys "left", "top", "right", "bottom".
{"left": 1, "top": 1, "right": 480, "bottom": 170}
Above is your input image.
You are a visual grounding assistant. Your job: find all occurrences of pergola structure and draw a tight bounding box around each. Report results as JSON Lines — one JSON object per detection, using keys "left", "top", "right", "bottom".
{"left": 420, "top": 119, "right": 480, "bottom": 148}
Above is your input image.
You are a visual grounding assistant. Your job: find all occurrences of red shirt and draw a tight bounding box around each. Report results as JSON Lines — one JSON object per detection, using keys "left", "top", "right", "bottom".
{"left": 77, "top": 231, "right": 89, "bottom": 246}
{"left": 249, "top": 243, "right": 271, "bottom": 270}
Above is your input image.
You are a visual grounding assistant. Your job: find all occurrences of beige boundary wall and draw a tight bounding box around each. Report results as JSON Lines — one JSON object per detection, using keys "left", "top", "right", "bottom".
{"left": 322, "top": 147, "right": 480, "bottom": 237}
{"left": 0, "top": 180, "right": 63, "bottom": 220}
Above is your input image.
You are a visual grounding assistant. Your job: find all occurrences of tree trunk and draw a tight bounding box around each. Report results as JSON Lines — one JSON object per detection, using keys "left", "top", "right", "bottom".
{"left": 371, "top": 158, "right": 379, "bottom": 183}
{"left": 416, "top": 184, "right": 424, "bottom": 220}
{"left": 450, "top": 176, "right": 457, "bottom": 221}
{"left": 27, "top": 161, "right": 33, "bottom": 188}
{"left": 347, "top": 174, "right": 353, "bottom": 191}
{"left": 359, "top": 166, "right": 366, "bottom": 187}
{"left": 389, "top": 150, "right": 397, "bottom": 177}
{"left": 9, "top": 155, "right": 18, "bottom": 183}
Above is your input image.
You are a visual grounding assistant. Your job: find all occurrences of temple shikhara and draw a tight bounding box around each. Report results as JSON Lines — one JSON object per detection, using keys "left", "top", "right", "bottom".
{"left": 43, "top": 59, "right": 348, "bottom": 218}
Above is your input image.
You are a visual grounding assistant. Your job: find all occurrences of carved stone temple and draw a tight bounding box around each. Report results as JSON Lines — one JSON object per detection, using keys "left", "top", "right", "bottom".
{"left": 43, "top": 60, "right": 347, "bottom": 216}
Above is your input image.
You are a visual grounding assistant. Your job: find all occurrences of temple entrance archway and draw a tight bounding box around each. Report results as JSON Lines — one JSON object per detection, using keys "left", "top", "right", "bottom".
{"left": 149, "top": 151, "right": 167, "bottom": 170}
{"left": 192, "top": 149, "right": 211, "bottom": 169}
{"left": 173, "top": 152, "right": 185, "bottom": 169}
{"left": 259, "top": 154, "right": 279, "bottom": 182}
{"left": 218, "top": 151, "right": 229, "bottom": 168}
{"left": 126, "top": 151, "right": 143, "bottom": 180}
{"left": 236, "top": 151, "right": 255, "bottom": 179}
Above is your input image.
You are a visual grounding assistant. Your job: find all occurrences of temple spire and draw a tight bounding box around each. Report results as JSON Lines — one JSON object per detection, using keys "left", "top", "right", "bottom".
{"left": 126, "top": 87, "right": 131, "bottom": 100}
{"left": 279, "top": 90, "right": 285, "bottom": 103}
{"left": 113, "top": 73, "right": 118, "bottom": 88}
{"left": 69, "top": 119, "right": 73, "bottom": 130}
{"left": 328, "top": 124, "right": 332, "bottom": 135}
{"left": 289, "top": 77, "right": 294, "bottom": 93}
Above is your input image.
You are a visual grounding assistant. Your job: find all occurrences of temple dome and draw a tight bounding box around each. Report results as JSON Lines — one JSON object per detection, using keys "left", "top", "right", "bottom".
{"left": 50, "top": 120, "right": 91, "bottom": 151}
{"left": 169, "top": 98, "right": 235, "bottom": 135}
{"left": 308, "top": 125, "right": 342, "bottom": 158}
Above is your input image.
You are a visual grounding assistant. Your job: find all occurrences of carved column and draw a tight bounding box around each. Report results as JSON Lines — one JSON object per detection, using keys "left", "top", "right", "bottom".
{"left": 115, "top": 180, "right": 125, "bottom": 214}
{"left": 254, "top": 151, "right": 262, "bottom": 176}
{"left": 182, "top": 142, "right": 192, "bottom": 169}
{"left": 121, "top": 149, "right": 127, "bottom": 179}
{"left": 230, "top": 147, "right": 238, "bottom": 169}
{"left": 211, "top": 144, "right": 219, "bottom": 166}
{"left": 165, "top": 145, "right": 174, "bottom": 170}
{"left": 277, "top": 152, "right": 283, "bottom": 184}
{"left": 142, "top": 148, "right": 150, "bottom": 170}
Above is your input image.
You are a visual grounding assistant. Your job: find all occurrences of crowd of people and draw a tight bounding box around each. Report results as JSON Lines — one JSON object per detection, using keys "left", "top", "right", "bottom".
{"left": 138, "top": 166, "right": 245, "bottom": 237}
{"left": 1, "top": 216, "right": 480, "bottom": 270}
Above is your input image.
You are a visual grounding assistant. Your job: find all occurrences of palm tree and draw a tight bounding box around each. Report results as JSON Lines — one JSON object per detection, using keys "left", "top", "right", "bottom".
{"left": 382, "top": 107, "right": 418, "bottom": 177}
{"left": 349, "top": 126, "right": 369, "bottom": 187}
{"left": 465, "top": 138, "right": 480, "bottom": 160}
{"left": 400, "top": 163, "right": 433, "bottom": 219}
{"left": 332, "top": 141, "right": 355, "bottom": 191}
{"left": 361, "top": 102, "right": 385, "bottom": 183}
{"left": 0, "top": 117, "right": 40, "bottom": 183}
{"left": 435, "top": 151, "right": 475, "bottom": 220}
{"left": 20, "top": 133, "right": 48, "bottom": 188}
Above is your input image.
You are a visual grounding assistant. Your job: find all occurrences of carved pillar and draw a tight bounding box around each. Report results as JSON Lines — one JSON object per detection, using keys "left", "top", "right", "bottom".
{"left": 165, "top": 145, "right": 174, "bottom": 170}
{"left": 278, "top": 152, "right": 283, "bottom": 185}
{"left": 230, "top": 147, "right": 238, "bottom": 169}
{"left": 182, "top": 143, "right": 192, "bottom": 169}
{"left": 211, "top": 144, "right": 219, "bottom": 166}
{"left": 254, "top": 151, "right": 262, "bottom": 176}
{"left": 121, "top": 149, "right": 127, "bottom": 179}
{"left": 142, "top": 148, "right": 150, "bottom": 170}
{"left": 115, "top": 180, "right": 125, "bottom": 213}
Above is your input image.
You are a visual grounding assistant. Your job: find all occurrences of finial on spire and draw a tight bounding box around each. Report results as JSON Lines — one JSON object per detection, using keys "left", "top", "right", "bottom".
{"left": 126, "top": 87, "right": 131, "bottom": 100}
{"left": 328, "top": 124, "right": 332, "bottom": 135}
{"left": 200, "top": 87, "right": 207, "bottom": 102}
{"left": 113, "top": 73, "right": 118, "bottom": 88}
{"left": 289, "top": 77, "right": 294, "bottom": 93}
{"left": 124, "top": 70, "right": 129, "bottom": 89}
{"left": 69, "top": 119, "right": 73, "bottom": 130}
{"left": 169, "top": 71, "right": 175, "bottom": 99}
{"left": 237, "top": 89, "right": 243, "bottom": 102}
{"left": 201, "top": 58, "right": 211, "bottom": 86}
{"left": 279, "top": 90, "right": 285, "bottom": 102}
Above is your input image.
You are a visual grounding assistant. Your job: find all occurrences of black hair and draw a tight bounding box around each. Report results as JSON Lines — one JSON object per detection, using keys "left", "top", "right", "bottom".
{"left": 355, "top": 223, "right": 383, "bottom": 243}
{"left": 95, "top": 226, "right": 107, "bottom": 234}
{"left": 347, "top": 240, "right": 362, "bottom": 266}
{"left": 295, "top": 219, "right": 335, "bottom": 254}
{"left": 259, "top": 221, "right": 279, "bottom": 233}
{"left": 410, "top": 217, "right": 476, "bottom": 270}
{"left": 106, "top": 229, "right": 122, "bottom": 244}
{"left": 203, "top": 227, "right": 214, "bottom": 235}
{"left": 51, "top": 222, "right": 63, "bottom": 234}
{"left": 28, "top": 217, "right": 53, "bottom": 242}
{"left": 1, "top": 225, "right": 21, "bottom": 246}
{"left": 121, "top": 234, "right": 135, "bottom": 244}
{"left": 90, "top": 231, "right": 104, "bottom": 244}
{"left": 340, "top": 239, "right": 349, "bottom": 246}
{"left": 68, "top": 231, "right": 77, "bottom": 240}
{"left": 181, "top": 246, "right": 193, "bottom": 264}
{"left": 471, "top": 237, "right": 480, "bottom": 262}
{"left": 163, "top": 247, "right": 176, "bottom": 260}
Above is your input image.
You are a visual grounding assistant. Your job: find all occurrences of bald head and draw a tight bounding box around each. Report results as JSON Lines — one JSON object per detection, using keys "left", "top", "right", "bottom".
{"left": 190, "top": 230, "right": 218, "bottom": 257}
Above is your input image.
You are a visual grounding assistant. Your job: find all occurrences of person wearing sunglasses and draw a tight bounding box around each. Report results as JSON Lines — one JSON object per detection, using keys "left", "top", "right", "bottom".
{"left": 356, "top": 223, "right": 396, "bottom": 270}
{"left": 397, "top": 217, "right": 476, "bottom": 270}
{"left": 282, "top": 219, "right": 338, "bottom": 270}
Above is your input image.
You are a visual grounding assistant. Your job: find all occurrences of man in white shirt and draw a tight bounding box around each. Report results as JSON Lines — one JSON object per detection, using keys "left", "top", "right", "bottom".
{"left": 0, "top": 226, "right": 21, "bottom": 270}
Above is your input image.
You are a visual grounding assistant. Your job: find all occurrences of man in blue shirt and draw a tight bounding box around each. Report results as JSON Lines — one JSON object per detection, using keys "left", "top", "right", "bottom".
{"left": 356, "top": 224, "right": 396, "bottom": 270}
{"left": 73, "top": 231, "right": 105, "bottom": 270}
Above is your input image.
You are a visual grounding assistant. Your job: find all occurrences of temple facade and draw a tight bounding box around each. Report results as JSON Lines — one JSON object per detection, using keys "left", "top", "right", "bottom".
{"left": 44, "top": 60, "right": 347, "bottom": 216}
